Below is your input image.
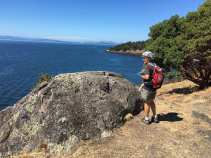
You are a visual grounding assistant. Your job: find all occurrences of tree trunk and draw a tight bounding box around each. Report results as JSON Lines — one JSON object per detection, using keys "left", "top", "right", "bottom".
{"left": 179, "top": 65, "right": 210, "bottom": 89}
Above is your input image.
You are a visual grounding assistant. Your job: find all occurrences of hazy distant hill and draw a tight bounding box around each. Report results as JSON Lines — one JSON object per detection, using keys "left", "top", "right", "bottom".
{"left": 96, "top": 41, "right": 119, "bottom": 45}
{"left": 0, "top": 35, "right": 118, "bottom": 45}
{"left": 0, "top": 35, "right": 67, "bottom": 43}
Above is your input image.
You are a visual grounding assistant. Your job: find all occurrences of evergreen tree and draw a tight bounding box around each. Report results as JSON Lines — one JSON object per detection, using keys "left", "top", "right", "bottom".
{"left": 145, "top": 1, "right": 211, "bottom": 88}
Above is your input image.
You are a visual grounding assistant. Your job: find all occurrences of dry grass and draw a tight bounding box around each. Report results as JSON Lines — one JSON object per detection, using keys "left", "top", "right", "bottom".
{"left": 11, "top": 151, "right": 51, "bottom": 158}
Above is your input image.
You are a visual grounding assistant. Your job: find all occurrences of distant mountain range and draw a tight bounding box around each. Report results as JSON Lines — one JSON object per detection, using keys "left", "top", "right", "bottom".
{"left": 0, "top": 35, "right": 119, "bottom": 45}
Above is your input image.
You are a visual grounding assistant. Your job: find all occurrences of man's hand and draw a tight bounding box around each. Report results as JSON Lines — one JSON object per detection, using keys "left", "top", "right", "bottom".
{"left": 137, "top": 72, "right": 142, "bottom": 77}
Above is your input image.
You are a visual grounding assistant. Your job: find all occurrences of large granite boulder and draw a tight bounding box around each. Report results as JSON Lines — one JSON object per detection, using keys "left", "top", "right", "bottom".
{"left": 0, "top": 71, "right": 142, "bottom": 157}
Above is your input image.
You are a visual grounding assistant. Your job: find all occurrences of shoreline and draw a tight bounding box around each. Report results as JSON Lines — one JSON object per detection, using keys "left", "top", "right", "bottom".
{"left": 104, "top": 50, "right": 144, "bottom": 56}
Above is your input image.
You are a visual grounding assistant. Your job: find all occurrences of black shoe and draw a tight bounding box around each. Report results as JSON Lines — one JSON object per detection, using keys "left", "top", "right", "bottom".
{"left": 141, "top": 118, "right": 150, "bottom": 125}
{"left": 151, "top": 117, "right": 159, "bottom": 123}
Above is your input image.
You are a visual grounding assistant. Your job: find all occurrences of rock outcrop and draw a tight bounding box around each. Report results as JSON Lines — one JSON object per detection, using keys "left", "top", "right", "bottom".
{"left": 104, "top": 50, "right": 144, "bottom": 56}
{"left": 0, "top": 71, "right": 142, "bottom": 157}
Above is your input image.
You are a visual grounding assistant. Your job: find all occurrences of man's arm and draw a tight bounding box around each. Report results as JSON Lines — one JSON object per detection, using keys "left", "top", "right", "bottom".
{"left": 142, "top": 64, "right": 150, "bottom": 80}
{"left": 142, "top": 74, "right": 150, "bottom": 80}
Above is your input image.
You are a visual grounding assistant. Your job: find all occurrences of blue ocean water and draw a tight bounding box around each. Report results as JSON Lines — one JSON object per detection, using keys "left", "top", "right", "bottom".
{"left": 0, "top": 40, "right": 144, "bottom": 111}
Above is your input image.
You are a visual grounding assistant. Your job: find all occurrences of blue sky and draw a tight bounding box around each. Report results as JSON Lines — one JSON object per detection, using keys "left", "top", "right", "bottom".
{"left": 0, "top": 0, "right": 206, "bottom": 43}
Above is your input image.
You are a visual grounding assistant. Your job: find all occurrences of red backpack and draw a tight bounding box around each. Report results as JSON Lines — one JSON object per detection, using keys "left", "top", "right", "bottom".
{"left": 144, "top": 63, "right": 164, "bottom": 89}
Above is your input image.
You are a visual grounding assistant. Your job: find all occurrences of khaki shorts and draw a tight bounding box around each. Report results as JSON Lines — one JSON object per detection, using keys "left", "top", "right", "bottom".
{"left": 141, "top": 88, "right": 156, "bottom": 101}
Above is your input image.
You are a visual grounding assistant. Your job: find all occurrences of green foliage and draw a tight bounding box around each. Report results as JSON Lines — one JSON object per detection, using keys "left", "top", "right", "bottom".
{"left": 145, "top": 1, "right": 211, "bottom": 88}
{"left": 110, "top": 41, "right": 147, "bottom": 51}
{"left": 166, "top": 71, "right": 183, "bottom": 81}
{"left": 145, "top": 14, "right": 187, "bottom": 70}
{"left": 33, "top": 73, "right": 54, "bottom": 88}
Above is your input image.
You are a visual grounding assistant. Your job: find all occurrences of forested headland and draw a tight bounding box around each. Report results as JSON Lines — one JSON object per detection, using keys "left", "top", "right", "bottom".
{"left": 109, "top": 41, "right": 147, "bottom": 51}
{"left": 109, "top": 0, "right": 211, "bottom": 88}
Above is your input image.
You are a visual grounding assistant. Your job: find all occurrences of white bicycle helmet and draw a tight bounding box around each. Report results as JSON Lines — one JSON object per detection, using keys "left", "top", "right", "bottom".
{"left": 142, "top": 51, "right": 155, "bottom": 59}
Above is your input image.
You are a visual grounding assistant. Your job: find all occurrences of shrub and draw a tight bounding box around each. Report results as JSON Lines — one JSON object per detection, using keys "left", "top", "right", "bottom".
{"left": 33, "top": 73, "right": 54, "bottom": 88}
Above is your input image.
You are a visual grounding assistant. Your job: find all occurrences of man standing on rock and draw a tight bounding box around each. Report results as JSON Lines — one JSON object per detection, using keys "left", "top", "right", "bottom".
{"left": 137, "top": 51, "right": 159, "bottom": 125}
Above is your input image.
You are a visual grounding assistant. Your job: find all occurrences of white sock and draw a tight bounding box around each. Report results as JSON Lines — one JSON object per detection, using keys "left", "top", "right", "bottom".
{"left": 153, "top": 115, "right": 157, "bottom": 118}
{"left": 145, "top": 117, "right": 149, "bottom": 120}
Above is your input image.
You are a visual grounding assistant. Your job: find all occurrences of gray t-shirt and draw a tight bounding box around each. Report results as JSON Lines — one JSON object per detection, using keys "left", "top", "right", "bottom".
{"left": 141, "top": 61, "right": 156, "bottom": 91}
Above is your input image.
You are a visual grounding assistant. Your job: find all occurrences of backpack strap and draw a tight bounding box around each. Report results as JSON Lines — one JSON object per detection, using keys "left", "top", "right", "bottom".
{"left": 147, "top": 62, "right": 163, "bottom": 72}
{"left": 146, "top": 62, "right": 155, "bottom": 67}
